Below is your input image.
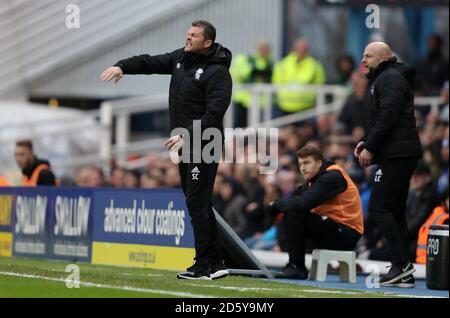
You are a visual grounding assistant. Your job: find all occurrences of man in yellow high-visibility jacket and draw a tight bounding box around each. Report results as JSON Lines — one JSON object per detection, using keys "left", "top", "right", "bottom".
{"left": 272, "top": 39, "right": 326, "bottom": 114}
{"left": 231, "top": 41, "right": 273, "bottom": 127}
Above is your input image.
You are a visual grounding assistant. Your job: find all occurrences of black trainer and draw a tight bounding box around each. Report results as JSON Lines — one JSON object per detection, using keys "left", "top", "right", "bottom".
{"left": 185, "top": 263, "right": 197, "bottom": 273}
{"left": 381, "top": 273, "right": 415, "bottom": 288}
{"left": 177, "top": 263, "right": 211, "bottom": 280}
{"left": 379, "top": 262, "right": 416, "bottom": 287}
{"left": 209, "top": 261, "right": 229, "bottom": 280}
{"left": 276, "top": 263, "right": 308, "bottom": 280}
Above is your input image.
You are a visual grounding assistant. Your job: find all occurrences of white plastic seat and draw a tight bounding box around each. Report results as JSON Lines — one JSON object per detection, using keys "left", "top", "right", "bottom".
{"left": 310, "top": 249, "right": 357, "bottom": 283}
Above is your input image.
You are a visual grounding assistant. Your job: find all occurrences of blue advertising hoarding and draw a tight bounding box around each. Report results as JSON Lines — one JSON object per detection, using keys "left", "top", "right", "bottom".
{"left": 0, "top": 187, "right": 94, "bottom": 262}
{"left": 91, "top": 188, "right": 195, "bottom": 270}
{"left": 49, "top": 188, "right": 94, "bottom": 261}
{"left": 0, "top": 187, "right": 195, "bottom": 270}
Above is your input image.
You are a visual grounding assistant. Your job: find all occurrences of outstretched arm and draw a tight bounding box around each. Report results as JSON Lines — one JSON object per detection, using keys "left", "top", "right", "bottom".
{"left": 101, "top": 49, "right": 183, "bottom": 83}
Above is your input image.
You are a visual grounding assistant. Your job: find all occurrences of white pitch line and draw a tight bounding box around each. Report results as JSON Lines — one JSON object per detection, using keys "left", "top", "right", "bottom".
{"left": 190, "top": 284, "right": 359, "bottom": 295}
{"left": 118, "top": 273, "right": 164, "bottom": 277}
{"left": 196, "top": 283, "right": 449, "bottom": 298}
{"left": 0, "top": 271, "right": 214, "bottom": 298}
{"left": 377, "top": 293, "right": 447, "bottom": 299}
{"left": 302, "top": 289, "right": 360, "bottom": 295}
{"left": 302, "top": 288, "right": 447, "bottom": 299}
{"left": 189, "top": 284, "right": 287, "bottom": 292}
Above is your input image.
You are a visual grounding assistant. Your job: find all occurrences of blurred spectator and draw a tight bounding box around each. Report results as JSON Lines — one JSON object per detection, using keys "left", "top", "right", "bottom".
{"left": 110, "top": 167, "right": 126, "bottom": 188}
{"left": 336, "top": 71, "right": 368, "bottom": 142}
{"left": 244, "top": 223, "right": 279, "bottom": 251}
{"left": 277, "top": 170, "right": 298, "bottom": 198}
{"left": 304, "top": 138, "right": 323, "bottom": 152}
{"left": 437, "top": 126, "right": 449, "bottom": 195}
{"left": 216, "top": 177, "right": 247, "bottom": 237}
{"left": 333, "top": 54, "right": 356, "bottom": 87}
{"left": 140, "top": 172, "right": 162, "bottom": 189}
{"left": 147, "top": 168, "right": 165, "bottom": 185}
{"left": 0, "top": 176, "right": 9, "bottom": 187}
{"left": 405, "top": 161, "right": 440, "bottom": 260}
{"left": 75, "top": 166, "right": 104, "bottom": 187}
{"left": 347, "top": 164, "right": 371, "bottom": 219}
{"left": 231, "top": 41, "right": 274, "bottom": 127}
{"left": 217, "top": 162, "right": 233, "bottom": 177}
{"left": 425, "top": 81, "right": 449, "bottom": 128}
{"left": 323, "top": 135, "right": 354, "bottom": 162}
{"left": 415, "top": 188, "right": 448, "bottom": 264}
{"left": 441, "top": 80, "right": 449, "bottom": 109}
{"left": 358, "top": 212, "right": 388, "bottom": 261}
{"left": 14, "top": 139, "right": 56, "bottom": 186}
{"left": 272, "top": 39, "right": 326, "bottom": 115}
{"left": 287, "top": 126, "right": 307, "bottom": 153}
{"left": 242, "top": 174, "right": 280, "bottom": 239}
{"left": 316, "top": 114, "right": 338, "bottom": 138}
{"left": 415, "top": 34, "right": 449, "bottom": 96}
{"left": 123, "top": 170, "right": 140, "bottom": 188}
{"left": 418, "top": 122, "right": 439, "bottom": 148}
{"left": 422, "top": 144, "right": 444, "bottom": 180}
{"left": 233, "top": 164, "right": 251, "bottom": 195}
{"left": 279, "top": 154, "right": 298, "bottom": 173}
{"left": 164, "top": 165, "right": 181, "bottom": 188}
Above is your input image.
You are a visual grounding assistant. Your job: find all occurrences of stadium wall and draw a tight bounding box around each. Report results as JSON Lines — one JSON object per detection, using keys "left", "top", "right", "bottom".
{"left": 28, "top": 0, "right": 283, "bottom": 98}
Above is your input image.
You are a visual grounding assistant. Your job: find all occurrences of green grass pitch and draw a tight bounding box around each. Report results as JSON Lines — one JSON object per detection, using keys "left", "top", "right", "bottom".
{"left": 0, "top": 257, "right": 401, "bottom": 298}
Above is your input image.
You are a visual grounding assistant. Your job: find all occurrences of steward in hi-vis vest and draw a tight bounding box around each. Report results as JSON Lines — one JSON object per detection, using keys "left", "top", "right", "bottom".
{"left": 267, "top": 146, "right": 362, "bottom": 279}
{"left": 0, "top": 176, "right": 9, "bottom": 187}
{"left": 14, "top": 139, "right": 56, "bottom": 187}
{"left": 416, "top": 204, "right": 449, "bottom": 264}
{"left": 231, "top": 41, "right": 273, "bottom": 127}
{"left": 272, "top": 39, "right": 325, "bottom": 114}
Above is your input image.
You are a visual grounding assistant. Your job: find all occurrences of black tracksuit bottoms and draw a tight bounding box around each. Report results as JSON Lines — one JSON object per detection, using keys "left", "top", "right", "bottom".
{"left": 283, "top": 211, "right": 361, "bottom": 268}
{"left": 368, "top": 158, "right": 419, "bottom": 265}
{"left": 179, "top": 161, "right": 222, "bottom": 266}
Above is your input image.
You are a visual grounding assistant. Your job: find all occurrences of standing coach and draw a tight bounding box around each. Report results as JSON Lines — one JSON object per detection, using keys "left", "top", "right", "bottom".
{"left": 101, "top": 20, "right": 232, "bottom": 280}
{"left": 355, "top": 42, "right": 422, "bottom": 288}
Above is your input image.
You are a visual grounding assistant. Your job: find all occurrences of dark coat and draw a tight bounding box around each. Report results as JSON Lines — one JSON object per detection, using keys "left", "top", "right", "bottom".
{"left": 364, "top": 57, "right": 422, "bottom": 163}
{"left": 115, "top": 44, "right": 233, "bottom": 142}
{"left": 270, "top": 161, "right": 348, "bottom": 213}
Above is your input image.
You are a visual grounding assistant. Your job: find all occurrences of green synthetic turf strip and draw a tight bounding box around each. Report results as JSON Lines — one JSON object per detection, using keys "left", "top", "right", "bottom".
{"left": 0, "top": 257, "right": 400, "bottom": 298}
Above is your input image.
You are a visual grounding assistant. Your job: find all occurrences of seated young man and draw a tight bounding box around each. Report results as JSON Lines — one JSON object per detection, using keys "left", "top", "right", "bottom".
{"left": 267, "top": 146, "right": 364, "bottom": 279}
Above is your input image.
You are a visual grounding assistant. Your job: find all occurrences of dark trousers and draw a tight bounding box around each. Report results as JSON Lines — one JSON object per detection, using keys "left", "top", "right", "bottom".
{"left": 179, "top": 161, "right": 222, "bottom": 266}
{"left": 283, "top": 210, "right": 361, "bottom": 268}
{"left": 368, "top": 158, "right": 419, "bottom": 265}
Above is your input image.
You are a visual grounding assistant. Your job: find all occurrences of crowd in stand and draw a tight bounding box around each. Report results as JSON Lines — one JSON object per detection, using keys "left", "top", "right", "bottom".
{"left": 3, "top": 34, "right": 448, "bottom": 265}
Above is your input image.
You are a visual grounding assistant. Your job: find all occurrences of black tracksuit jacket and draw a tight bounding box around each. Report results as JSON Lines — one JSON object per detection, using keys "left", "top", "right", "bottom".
{"left": 114, "top": 43, "right": 233, "bottom": 144}
{"left": 274, "top": 161, "right": 348, "bottom": 213}
{"left": 363, "top": 57, "right": 422, "bottom": 163}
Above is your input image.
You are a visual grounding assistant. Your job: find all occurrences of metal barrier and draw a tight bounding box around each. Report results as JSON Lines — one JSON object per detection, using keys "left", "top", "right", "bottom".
{"left": 99, "top": 84, "right": 443, "bottom": 173}
{"left": 2, "top": 86, "right": 440, "bottom": 176}
{"left": 98, "top": 84, "right": 351, "bottom": 171}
